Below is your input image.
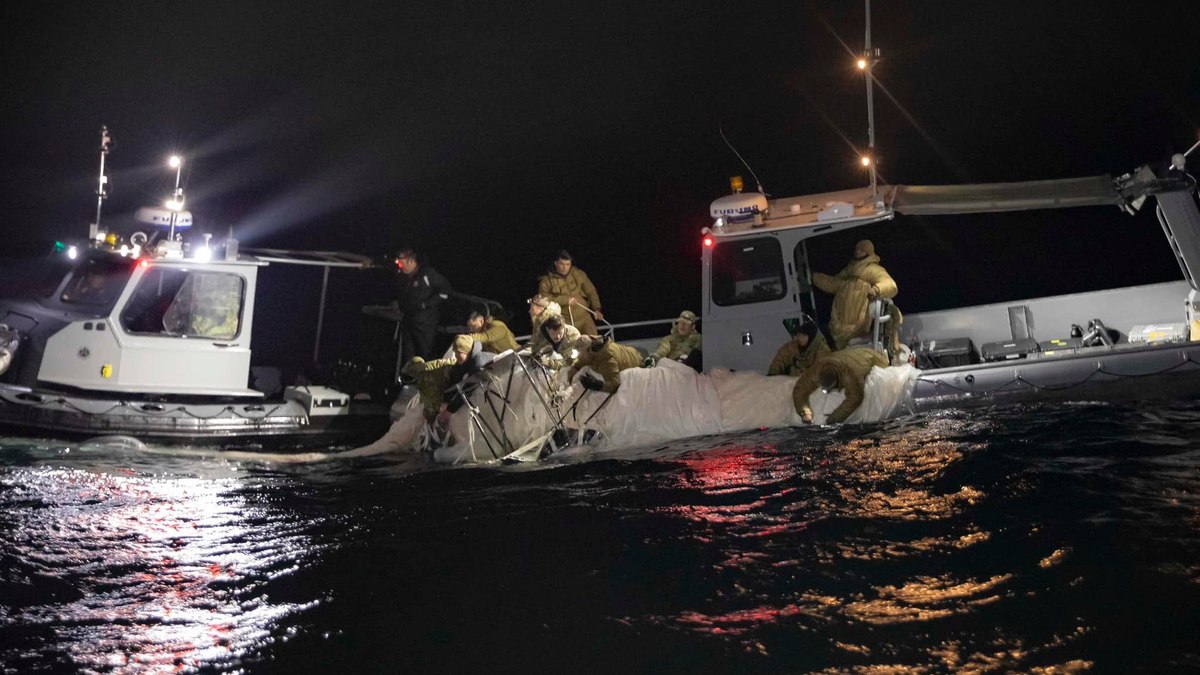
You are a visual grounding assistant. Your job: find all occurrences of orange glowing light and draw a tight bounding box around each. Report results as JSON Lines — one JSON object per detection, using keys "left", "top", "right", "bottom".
{"left": 702, "top": 235, "right": 715, "bottom": 248}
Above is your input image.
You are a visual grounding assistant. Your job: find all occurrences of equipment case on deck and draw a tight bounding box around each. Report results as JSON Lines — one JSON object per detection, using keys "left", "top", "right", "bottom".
{"left": 980, "top": 337, "right": 1040, "bottom": 362}
{"left": 1038, "top": 337, "right": 1082, "bottom": 356}
{"left": 914, "top": 338, "right": 978, "bottom": 369}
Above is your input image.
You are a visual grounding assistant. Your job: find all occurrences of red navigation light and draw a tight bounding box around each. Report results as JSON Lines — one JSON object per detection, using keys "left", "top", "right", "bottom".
{"left": 702, "top": 235, "right": 715, "bottom": 249}
{"left": 139, "top": 259, "right": 150, "bottom": 269}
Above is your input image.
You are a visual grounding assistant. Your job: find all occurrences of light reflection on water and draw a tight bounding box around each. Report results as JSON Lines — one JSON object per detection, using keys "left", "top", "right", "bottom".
{"left": 638, "top": 418, "right": 1102, "bottom": 670}
{"left": 0, "top": 401, "right": 1198, "bottom": 673}
{"left": 1, "top": 463, "right": 319, "bottom": 673}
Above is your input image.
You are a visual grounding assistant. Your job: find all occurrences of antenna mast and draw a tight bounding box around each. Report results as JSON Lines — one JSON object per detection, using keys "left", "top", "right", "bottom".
{"left": 862, "top": 0, "right": 879, "bottom": 201}
{"left": 90, "top": 126, "right": 112, "bottom": 240}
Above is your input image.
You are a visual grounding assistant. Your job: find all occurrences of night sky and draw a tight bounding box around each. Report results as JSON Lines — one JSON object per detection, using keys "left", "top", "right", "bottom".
{"left": 2, "top": 1, "right": 1198, "bottom": 366}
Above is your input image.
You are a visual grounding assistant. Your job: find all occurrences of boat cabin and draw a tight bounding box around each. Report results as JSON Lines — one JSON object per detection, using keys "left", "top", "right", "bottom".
{"left": 700, "top": 166, "right": 1200, "bottom": 376}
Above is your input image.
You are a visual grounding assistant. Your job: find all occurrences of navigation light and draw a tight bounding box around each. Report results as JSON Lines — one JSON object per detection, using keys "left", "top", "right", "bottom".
{"left": 729, "top": 176, "right": 744, "bottom": 193}
{"left": 860, "top": 155, "right": 872, "bottom": 167}
{"left": 169, "top": 155, "right": 182, "bottom": 169}
{"left": 702, "top": 234, "right": 714, "bottom": 249}
{"left": 856, "top": 58, "right": 868, "bottom": 70}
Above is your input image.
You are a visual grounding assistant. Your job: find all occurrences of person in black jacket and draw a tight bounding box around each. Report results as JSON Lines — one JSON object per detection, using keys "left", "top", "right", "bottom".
{"left": 395, "top": 248, "right": 452, "bottom": 361}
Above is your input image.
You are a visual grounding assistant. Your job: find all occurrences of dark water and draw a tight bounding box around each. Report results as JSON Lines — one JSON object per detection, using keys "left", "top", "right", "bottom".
{"left": 2, "top": 401, "right": 1200, "bottom": 674}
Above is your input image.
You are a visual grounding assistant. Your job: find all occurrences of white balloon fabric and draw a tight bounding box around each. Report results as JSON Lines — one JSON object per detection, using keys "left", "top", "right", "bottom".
{"left": 355, "top": 354, "right": 920, "bottom": 463}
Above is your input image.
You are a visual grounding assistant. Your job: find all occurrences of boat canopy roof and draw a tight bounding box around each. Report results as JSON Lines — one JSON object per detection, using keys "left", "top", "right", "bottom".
{"left": 892, "top": 175, "right": 1122, "bottom": 215}
{"left": 710, "top": 174, "right": 1130, "bottom": 238}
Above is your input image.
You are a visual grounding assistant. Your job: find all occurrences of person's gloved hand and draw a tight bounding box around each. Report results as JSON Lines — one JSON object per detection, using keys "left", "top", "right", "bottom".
{"left": 579, "top": 372, "right": 605, "bottom": 391}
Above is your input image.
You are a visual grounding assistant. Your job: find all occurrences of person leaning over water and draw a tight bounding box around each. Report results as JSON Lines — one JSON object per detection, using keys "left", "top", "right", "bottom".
{"left": 537, "top": 249, "right": 603, "bottom": 337}
{"left": 645, "top": 310, "right": 703, "bottom": 370}
{"left": 791, "top": 347, "right": 889, "bottom": 424}
{"left": 767, "top": 314, "right": 831, "bottom": 377}
{"left": 812, "top": 239, "right": 897, "bottom": 349}
{"left": 464, "top": 306, "right": 519, "bottom": 354}
{"left": 569, "top": 335, "right": 641, "bottom": 393}
{"left": 536, "top": 313, "right": 582, "bottom": 366}
{"left": 526, "top": 294, "right": 562, "bottom": 352}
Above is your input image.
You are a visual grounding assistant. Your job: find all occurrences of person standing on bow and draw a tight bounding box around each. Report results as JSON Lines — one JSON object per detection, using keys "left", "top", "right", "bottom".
{"left": 537, "top": 250, "right": 603, "bottom": 337}
{"left": 395, "top": 247, "right": 452, "bottom": 361}
{"left": 767, "top": 314, "right": 831, "bottom": 377}
{"left": 812, "top": 239, "right": 897, "bottom": 349}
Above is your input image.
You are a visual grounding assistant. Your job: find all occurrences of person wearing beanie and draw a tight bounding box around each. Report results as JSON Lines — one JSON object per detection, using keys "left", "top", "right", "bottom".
{"left": 811, "top": 239, "right": 898, "bottom": 349}
{"left": 767, "top": 314, "right": 832, "bottom": 377}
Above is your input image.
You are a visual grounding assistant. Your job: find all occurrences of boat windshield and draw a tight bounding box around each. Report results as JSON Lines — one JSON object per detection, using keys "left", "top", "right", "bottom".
{"left": 0, "top": 255, "right": 74, "bottom": 300}
{"left": 59, "top": 256, "right": 134, "bottom": 307}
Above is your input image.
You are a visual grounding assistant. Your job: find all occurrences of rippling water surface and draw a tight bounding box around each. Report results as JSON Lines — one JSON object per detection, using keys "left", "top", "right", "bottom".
{"left": 2, "top": 401, "right": 1199, "bottom": 673}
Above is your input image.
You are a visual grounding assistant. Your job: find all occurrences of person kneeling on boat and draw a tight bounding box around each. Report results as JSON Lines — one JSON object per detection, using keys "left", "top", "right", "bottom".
{"left": 535, "top": 314, "right": 581, "bottom": 368}
{"left": 464, "top": 306, "right": 519, "bottom": 354}
{"left": 812, "top": 240, "right": 898, "bottom": 349}
{"left": 792, "top": 347, "right": 889, "bottom": 424}
{"left": 767, "top": 313, "right": 831, "bottom": 377}
{"left": 569, "top": 335, "right": 642, "bottom": 393}
{"left": 645, "top": 310, "right": 703, "bottom": 371}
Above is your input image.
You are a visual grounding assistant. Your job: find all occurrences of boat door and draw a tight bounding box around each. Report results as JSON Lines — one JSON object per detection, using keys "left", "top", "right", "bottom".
{"left": 40, "top": 259, "right": 262, "bottom": 396}
{"left": 702, "top": 233, "right": 809, "bottom": 372}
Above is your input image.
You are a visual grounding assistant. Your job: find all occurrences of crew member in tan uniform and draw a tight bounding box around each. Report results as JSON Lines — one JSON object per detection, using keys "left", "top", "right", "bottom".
{"left": 812, "top": 240, "right": 897, "bottom": 349}
{"left": 537, "top": 250, "right": 603, "bottom": 337}
{"left": 792, "top": 347, "right": 889, "bottom": 424}
{"left": 570, "top": 335, "right": 641, "bottom": 393}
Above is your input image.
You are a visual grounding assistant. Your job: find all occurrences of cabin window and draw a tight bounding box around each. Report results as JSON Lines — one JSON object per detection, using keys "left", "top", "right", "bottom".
{"left": 710, "top": 237, "right": 787, "bottom": 306}
{"left": 120, "top": 268, "right": 245, "bottom": 340}
{"left": 59, "top": 257, "right": 133, "bottom": 307}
